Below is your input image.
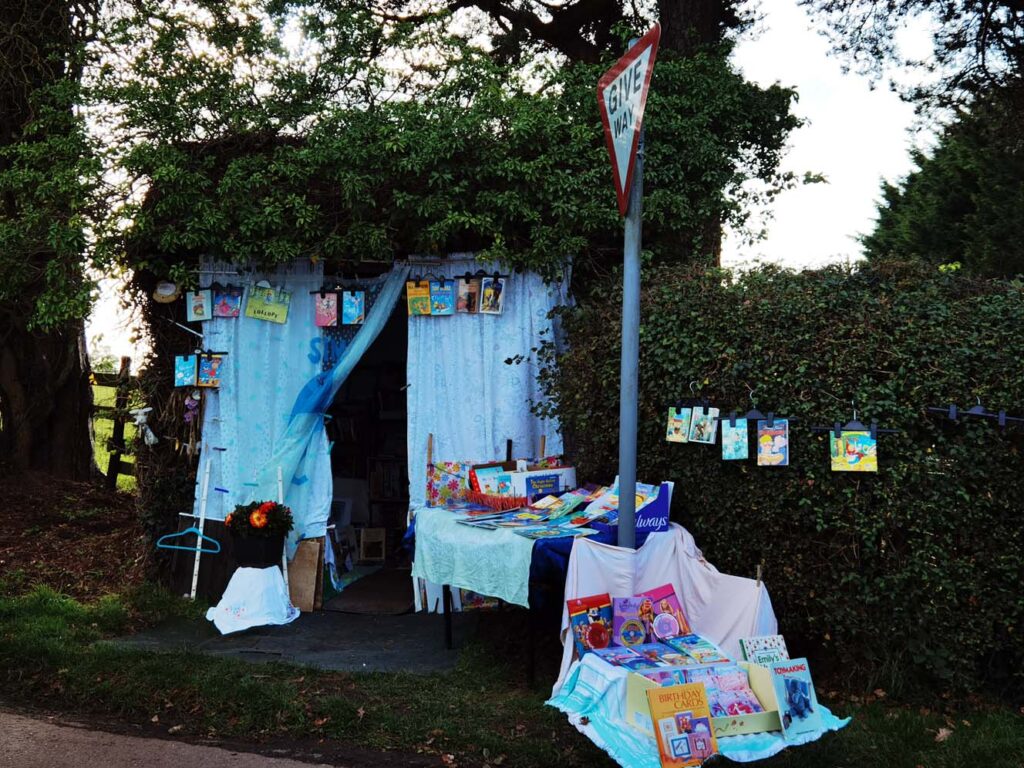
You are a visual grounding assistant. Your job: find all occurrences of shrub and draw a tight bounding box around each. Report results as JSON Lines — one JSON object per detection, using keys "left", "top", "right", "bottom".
{"left": 539, "top": 259, "right": 1024, "bottom": 697}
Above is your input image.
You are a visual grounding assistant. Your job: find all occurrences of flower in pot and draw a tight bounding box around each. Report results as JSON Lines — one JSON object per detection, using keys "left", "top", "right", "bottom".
{"left": 226, "top": 500, "right": 294, "bottom": 568}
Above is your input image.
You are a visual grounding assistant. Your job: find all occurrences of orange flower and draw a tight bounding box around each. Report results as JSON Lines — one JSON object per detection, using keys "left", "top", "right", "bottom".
{"left": 249, "top": 509, "right": 269, "bottom": 528}
{"left": 258, "top": 501, "right": 276, "bottom": 515}
{"left": 225, "top": 513, "right": 233, "bottom": 527}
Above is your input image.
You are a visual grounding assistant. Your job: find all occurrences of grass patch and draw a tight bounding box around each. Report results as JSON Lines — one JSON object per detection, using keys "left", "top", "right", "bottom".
{"left": 92, "top": 384, "right": 137, "bottom": 492}
{"left": 1, "top": 586, "right": 1022, "bottom": 768}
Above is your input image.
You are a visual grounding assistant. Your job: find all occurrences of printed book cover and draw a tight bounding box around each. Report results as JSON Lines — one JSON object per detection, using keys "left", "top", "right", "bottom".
{"left": 456, "top": 278, "right": 480, "bottom": 313}
{"left": 429, "top": 280, "right": 455, "bottom": 315}
{"left": 212, "top": 283, "right": 242, "bottom": 317}
{"left": 314, "top": 292, "right": 338, "bottom": 327}
{"left": 665, "top": 407, "right": 692, "bottom": 443}
{"left": 830, "top": 430, "right": 878, "bottom": 472}
{"left": 545, "top": 492, "right": 588, "bottom": 520}
{"left": 769, "top": 658, "right": 823, "bottom": 741}
{"left": 721, "top": 419, "right": 749, "bottom": 460}
{"left": 406, "top": 281, "right": 431, "bottom": 316}
{"left": 474, "top": 466, "right": 512, "bottom": 496}
{"left": 663, "top": 635, "right": 731, "bottom": 665}
{"left": 647, "top": 684, "right": 718, "bottom": 767}
{"left": 642, "top": 668, "right": 689, "bottom": 686}
{"left": 612, "top": 597, "right": 651, "bottom": 647}
{"left": 636, "top": 584, "right": 692, "bottom": 640}
{"left": 713, "top": 668, "right": 765, "bottom": 715}
{"left": 631, "top": 642, "right": 680, "bottom": 665}
{"left": 186, "top": 289, "right": 212, "bottom": 322}
{"left": 567, "top": 593, "right": 613, "bottom": 657}
{"left": 197, "top": 354, "right": 224, "bottom": 388}
{"left": 245, "top": 285, "right": 291, "bottom": 324}
{"left": 342, "top": 291, "right": 365, "bottom": 325}
{"left": 480, "top": 276, "right": 505, "bottom": 314}
{"left": 174, "top": 355, "right": 197, "bottom": 387}
{"left": 756, "top": 418, "right": 790, "bottom": 467}
{"left": 513, "top": 524, "right": 597, "bottom": 540}
{"left": 739, "top": 635, "right": 790, "bottom": 666}
{"left": 688, "top": 407, "right": 720, "bottom": 445}
{"left": 591, "top": 647, "right": 642, "bottom": 667}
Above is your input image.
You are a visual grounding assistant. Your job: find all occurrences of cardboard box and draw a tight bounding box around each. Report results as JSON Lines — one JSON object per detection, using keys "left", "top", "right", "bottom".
{"left": 288, "top": 537, "right": 325, "bottom": 612}
{"left": 625, "top": 661, "right": 781, "bottom": 739}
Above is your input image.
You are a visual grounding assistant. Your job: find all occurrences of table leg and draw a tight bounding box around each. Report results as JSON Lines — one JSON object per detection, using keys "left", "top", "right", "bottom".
{"left": 443, "top": 584, "right": 453, "bottom": 650}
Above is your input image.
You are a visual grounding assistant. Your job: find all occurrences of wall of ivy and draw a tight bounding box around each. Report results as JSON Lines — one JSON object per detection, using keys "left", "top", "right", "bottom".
{"left": 538, "top": 259, "right": 1024, "bottom": 696}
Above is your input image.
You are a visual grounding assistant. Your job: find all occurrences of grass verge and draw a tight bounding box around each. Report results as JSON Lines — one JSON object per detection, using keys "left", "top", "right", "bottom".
{"left": 1, "top": 585, "right": 1021, "bottom": 768}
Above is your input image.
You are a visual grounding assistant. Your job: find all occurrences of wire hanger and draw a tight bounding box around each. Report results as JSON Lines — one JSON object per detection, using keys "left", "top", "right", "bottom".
{"left": 156, "top": 526, "right": 221, "bottom": 553}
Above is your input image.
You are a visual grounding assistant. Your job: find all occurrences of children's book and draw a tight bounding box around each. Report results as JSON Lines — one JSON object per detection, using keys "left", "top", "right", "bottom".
{"left": 211, "top": 283, "right": 242, "bottom": 317}
{"left": 456, "top": 277, "right": 480, "bottom": 313}
{"left": 647, "top": 684, "right": 718, "bottom": 767}
{"left": 721, "top": 418, "right": 749, "bottom": 460}
{"left": 713, "top": 667, "right": 765, "bottom": 715}
{"left": 429, "top": 280, "right": 455, "bottom": 316}
{"left": 474, "top": 466, "right": 513, "bottom": 496}
{"left": 769, "top": 658, "right": 823, "bottom": 741}
{"left": 480, "top": 276, "right": 505, "bottom": 314}
{"left": 197, "top": 354, "right": 224, "bottom": 388}
{"left": 314, "top": 292, "right": 338, "bottom": 327}
{"left": 637, "top": 584, "right": 692, "bottom": 640}
{"left": 567, "top": 593, "right": 613, "bottom": 657}
{"left": 513, "top": 524, "right": 598, "bottom": 540}
{"left": 739, "top": 634, "right": 790, "bottom": 666}
{"left": 631, "top": 642, "right": 680, "bottom": 665}
{"left": 245, "top": 285, "right": 291, "bottom": 323}
{"left": 174, "top": 355, "right": 197, "bottom": 387}
{"left": 613, "top": 597, "right": 651, "bottom": 647}
{"left": 756, "top": 418, "right": 789, "bottom": 467}
{"left": 406, "top": 281, "right": 431, "bottom": 316}
{"left": 641, "top": 668, "right": 689, "bottom": 686}
{"left": 663, "top": 634, "right": 731, "bottom": 665}
{"left": 688, "top": 407, "right": 719, "bottom": 445}
{"left": 545, "top": 491, "right": 588, "bottom": 520}
{"left": 830, "top": 430, "right": 878, "bottom": 472}
{"left": 342, "top": 290, "right": 365, "bottom": 325}
{"left": 186, "top": 289, "right": 212, "bottom": 322}
{"left": 665, "top": 407, "right": 692, "bottom": 443}
{"left": 591, "top": 646, "right": 642, "bottom": 667}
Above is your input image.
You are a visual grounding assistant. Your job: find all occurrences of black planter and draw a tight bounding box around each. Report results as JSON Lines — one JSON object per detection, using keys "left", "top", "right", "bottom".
{"left": 231, "top": 532, "right": 285, "bottom": 569}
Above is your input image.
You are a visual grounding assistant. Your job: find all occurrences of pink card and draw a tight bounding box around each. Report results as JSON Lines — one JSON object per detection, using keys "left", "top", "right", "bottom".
{"left": 636, "top": 583, "right": 692, "bottom": 639}
{"left": 314, "top": 292, "right": 338, "bottom": 327}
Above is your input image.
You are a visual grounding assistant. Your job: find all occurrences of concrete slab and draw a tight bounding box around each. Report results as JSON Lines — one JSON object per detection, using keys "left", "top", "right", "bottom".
{"left": 108, "top": 611, "right": 478, "bottom": 674}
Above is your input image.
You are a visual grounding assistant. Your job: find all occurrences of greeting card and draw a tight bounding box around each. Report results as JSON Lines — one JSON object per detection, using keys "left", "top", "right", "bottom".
{"left": 406, "top": 281, "right": 431, "bottom": 316}
{"left": 830, "top": 430, "right": 878, "bottom": 472}
{"left": 197, "top": 354, "right": 223, "bottom": 388}
{"left": 342, "top": 290, "right": 365, "bottom": 324}
{"left": 245, "top": 285, "right": 291, "bottom": 324}
{"left": 456, "top": 278, "right": 480, "bottom": 313}
{"left": 314, "top": 292, "right": 338, "bottom": 327}
{"left": 174, "top": 355, "right": 197, "bottom": 387}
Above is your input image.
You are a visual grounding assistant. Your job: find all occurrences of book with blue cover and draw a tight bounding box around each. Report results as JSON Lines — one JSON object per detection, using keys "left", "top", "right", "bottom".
{"left": 769, "top": 658, "right": 823, "bottom": 741}
{"left": 342, "top": 290, "right": 365, "bottom": 325}
{"left": 429, "top": 280, "right": 455, "bottom": 315}
{"left": 721, "top": 418, "right": 749, "bottom": 460}
{"left": 174, "top": 355, "right": 197, "bottom": 387}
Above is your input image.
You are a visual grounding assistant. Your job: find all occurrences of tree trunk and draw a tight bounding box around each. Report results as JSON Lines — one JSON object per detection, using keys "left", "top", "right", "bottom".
{"left": 0, "top": 322, "right": 93, "bottom": 479}
{"left": 658, "top": 0, "right": 735, "bottom": 56}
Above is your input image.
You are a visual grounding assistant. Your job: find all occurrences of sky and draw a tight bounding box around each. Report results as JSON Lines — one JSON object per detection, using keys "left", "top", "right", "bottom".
{"left": 85, "top": 0, "right": 932, "bottom": 360}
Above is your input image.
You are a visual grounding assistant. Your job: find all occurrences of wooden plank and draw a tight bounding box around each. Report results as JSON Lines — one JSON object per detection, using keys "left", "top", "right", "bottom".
{"left": 118, "top": 460, "right": 135, "bottom": 476}
{"left": 92, "top": 372, "right": 122, "bottom": 387}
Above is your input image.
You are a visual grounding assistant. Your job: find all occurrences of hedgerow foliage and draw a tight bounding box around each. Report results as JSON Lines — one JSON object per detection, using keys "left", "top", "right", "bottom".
{"left": 539, "top": 259, "right": 1024, "bottom": 695}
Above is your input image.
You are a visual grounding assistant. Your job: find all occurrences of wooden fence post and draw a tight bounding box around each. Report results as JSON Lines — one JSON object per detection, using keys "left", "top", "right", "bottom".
{"left": 105, "top": 356, "right": 132, "bottom": 489}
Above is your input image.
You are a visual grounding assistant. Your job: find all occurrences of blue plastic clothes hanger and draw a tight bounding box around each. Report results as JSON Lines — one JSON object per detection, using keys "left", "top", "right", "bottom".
{"left": 156, "top": 526, "right": 221, "bottom": 554}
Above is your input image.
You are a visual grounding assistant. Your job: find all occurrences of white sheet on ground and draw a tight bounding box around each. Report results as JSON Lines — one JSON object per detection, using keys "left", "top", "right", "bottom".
{"left": 554, "top": 523, "right": 778, "bottom": 694}
{"left": 206, "top": 566, "right": 300, "bottom": 634}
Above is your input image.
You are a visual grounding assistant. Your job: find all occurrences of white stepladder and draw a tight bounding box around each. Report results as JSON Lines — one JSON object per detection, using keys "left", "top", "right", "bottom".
{"left": 277, "top": 465, "right": 290, "bottom": 592}
{"left": 190, "top": 460, "right": 212, "bottom": 599}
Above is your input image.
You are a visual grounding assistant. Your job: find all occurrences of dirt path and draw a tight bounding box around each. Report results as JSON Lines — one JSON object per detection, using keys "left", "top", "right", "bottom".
{"left": 0, "top": 711, "right": 336, "bottom": 768}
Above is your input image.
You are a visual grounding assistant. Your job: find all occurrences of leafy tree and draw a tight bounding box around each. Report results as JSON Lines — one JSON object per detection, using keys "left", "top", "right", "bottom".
{"left": 803, "top": 0, "right": 1024, "bottom": 108}
{"left": 93, "top": 0, "right": 799, "bottom": 276}
{"left": 863, "top": 84, "right": 1024, "bottom": 276}
{"left": 0, "top": 1, "right": 100, "bottom": 477}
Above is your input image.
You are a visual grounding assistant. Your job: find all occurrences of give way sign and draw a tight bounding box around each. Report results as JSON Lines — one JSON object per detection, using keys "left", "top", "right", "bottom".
{"left": 596, "top": 23, "right": 661, "bottom": 216}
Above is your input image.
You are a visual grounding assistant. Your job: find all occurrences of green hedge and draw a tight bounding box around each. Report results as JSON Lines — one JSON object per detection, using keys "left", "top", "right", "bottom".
{"left": 539, "top": 260, "right": 1024, "bottom": 696}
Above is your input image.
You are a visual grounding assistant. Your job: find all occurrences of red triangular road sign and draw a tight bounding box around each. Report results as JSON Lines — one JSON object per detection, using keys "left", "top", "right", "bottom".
{"left": 596, "top": 24, "right": 661, "bottom": 216}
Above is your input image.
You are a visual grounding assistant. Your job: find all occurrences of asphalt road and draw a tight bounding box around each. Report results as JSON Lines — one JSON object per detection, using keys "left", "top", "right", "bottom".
{"left": 0, "top": 711, "right": 335, "bottom": 768}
